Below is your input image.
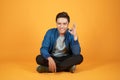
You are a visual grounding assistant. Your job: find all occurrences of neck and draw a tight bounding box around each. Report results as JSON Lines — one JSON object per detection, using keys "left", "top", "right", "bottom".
{"left": 59, "top": 33, "right": 65, "bottom": 36}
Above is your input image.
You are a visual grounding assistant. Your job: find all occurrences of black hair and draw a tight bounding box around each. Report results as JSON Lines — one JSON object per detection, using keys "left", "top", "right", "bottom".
{"left": 56, "top": 12, "right": 70, "bottom": 23}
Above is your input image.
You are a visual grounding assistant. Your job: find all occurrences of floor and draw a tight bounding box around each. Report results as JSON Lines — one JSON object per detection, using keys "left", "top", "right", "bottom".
{"left": 0, "top": 60, "right": 120, "bottom": 80}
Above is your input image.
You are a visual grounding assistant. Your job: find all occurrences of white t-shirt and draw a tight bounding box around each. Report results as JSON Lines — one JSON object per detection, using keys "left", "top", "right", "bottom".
{"left": 52, "top": 35, "right": 68, "bottom": 57}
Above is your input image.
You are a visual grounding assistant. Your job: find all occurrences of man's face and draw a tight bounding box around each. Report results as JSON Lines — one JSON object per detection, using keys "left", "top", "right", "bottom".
{"left": 56, "top": 18, "right": 69, "bottom": 35}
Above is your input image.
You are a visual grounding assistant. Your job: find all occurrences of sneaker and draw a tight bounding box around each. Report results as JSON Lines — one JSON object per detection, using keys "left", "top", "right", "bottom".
{"left": 36, "top": 65, "right": 50, "bottom": 73}
{"left": 69, "top": 65, "right": 76, "bottom": 73}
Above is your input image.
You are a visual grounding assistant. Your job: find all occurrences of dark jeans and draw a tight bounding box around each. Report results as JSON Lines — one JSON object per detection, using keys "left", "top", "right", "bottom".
{"left": 36, "top": 54, "right": 83, "bottom": 72}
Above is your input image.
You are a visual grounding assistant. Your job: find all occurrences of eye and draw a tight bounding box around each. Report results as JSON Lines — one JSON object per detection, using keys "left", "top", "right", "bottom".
{"left": 63, "top": 23, "right": 67, "bottom": 25}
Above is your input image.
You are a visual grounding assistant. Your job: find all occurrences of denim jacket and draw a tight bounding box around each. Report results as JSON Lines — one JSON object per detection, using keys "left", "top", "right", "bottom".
{"left": 40, "top": 28, "right": 81, "bottom": 59}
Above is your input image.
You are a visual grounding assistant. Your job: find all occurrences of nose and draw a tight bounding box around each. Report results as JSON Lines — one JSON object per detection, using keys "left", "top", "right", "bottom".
{"left": 60, "top": 24, "right": 64, "bottom": 28}
{"left": 61, "top": 26, "right": 64, "bottom": 28}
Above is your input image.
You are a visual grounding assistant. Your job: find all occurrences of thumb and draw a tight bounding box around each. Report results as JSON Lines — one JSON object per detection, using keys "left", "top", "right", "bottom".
{"left": 68, "top": 29, "right": 73, "bottom": 35}
{"left": 68, "top": 29, "right": 72, "bottom": 33}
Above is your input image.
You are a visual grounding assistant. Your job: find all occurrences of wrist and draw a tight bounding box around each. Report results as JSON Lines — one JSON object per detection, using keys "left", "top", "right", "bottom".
{"left": 74, "top": 35, "right": 78, "bottom": 41}
{"left": 47, "top": 57, "right": 52, "bottom": 61}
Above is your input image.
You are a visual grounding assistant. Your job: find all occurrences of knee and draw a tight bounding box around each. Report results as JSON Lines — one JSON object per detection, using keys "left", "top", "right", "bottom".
{"left": 77, "top": 54, "right": 84, "bottom": 64}
{"left": 36, "top": 55, "right": 43, "bottom": 64}
{"left": 36, "top": 55, "right": 40, "bottom": 62}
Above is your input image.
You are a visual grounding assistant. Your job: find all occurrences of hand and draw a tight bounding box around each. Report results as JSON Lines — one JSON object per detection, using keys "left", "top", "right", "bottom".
{"left": 69, "top": 24, "right": 78, "bottom": 41}
{"left": 47, "top": 57, "right": 56, "bottom": 72}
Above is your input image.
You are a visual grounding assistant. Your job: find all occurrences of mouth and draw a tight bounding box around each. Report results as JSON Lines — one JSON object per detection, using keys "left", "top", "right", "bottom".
{"left": 59, "top": 28, "right": 66, "bottom": 32}
{"left": 58, "top": 28, "right": 65, "bottom": 33}
{"left": 60, "top": 28, "right": 64, "bottom": 31}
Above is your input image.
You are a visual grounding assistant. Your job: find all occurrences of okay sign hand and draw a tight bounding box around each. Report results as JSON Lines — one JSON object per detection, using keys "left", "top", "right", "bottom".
{"left": 69, "top": 24, "right": 78, "bottom": 41}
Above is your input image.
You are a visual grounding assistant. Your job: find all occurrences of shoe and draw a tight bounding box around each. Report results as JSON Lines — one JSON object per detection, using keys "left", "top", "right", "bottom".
{"left": 36, "top": 65, "right": 50, "bottom": 73}
{"left": 69, "top": 65, "right": 76, "bottom": 73}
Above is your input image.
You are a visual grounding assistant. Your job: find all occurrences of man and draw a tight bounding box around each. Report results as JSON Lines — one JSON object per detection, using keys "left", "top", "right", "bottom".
{"left": 36, "top": 12, "right": 83, "bottom": 73}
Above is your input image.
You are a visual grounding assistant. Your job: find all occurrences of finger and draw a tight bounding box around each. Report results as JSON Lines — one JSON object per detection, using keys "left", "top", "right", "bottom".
{"left": 50, "top": 62, "right": 55, "bottom": 73}
{"left": 49, "top": 57, "right": 56, "bottom": 72}
{"left": 53, "top": 65, "right": 55, "bottom": 72}
{"left": 51, "top": 62, "right": 56, "bottom": 72}
{"left": 73, "top": 23, "right": 76, "bottom": 27}
{"left": 49, "top": 62, "right": 54, "bottom": 72}
{"left": 68, "top": 30, "right": 71, "bottom": 33}
{"left": 68, "top": 29, "right": 72, "bottom": 32}
{"left": 52, "top": 63, "right": 56, "bottom": 72}
{"left": 49, "top": 63, "right": 52, "bottom": 72}
{"left": 73, "top": 24, "right": 76, "bottom": 29}
{"left": 68, "top": 30, "right": 72, "bottom": 34}
{"left": 54, "top": 64, "right": 56, "bottom": 72}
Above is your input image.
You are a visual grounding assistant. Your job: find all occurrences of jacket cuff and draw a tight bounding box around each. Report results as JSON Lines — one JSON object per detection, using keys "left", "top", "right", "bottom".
{"left": 42, "top": 53, "right": 51, "bottom": 59}
{"left": 73, "top": 40, "right": 79, "bottom": 45}
{"left": 45, "top": 55, "right": 51, "bottom": 59}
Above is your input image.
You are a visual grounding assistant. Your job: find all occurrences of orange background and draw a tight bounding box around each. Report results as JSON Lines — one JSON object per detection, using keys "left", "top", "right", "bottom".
{"left": 0, "top": 0, "right": 120, "bottom": 80}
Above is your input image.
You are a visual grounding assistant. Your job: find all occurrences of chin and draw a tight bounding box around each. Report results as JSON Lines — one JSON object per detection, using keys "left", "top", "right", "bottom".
{"left": 59, "top": 31, "right": 66, "bottom": 34}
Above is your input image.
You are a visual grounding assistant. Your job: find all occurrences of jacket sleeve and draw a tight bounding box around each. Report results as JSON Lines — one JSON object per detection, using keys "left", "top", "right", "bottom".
{"left": 70, "top": 35, "right": 81, "bottom": 55}
{"left": 40, "top": 30, "right": 51, "bottom": 59}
